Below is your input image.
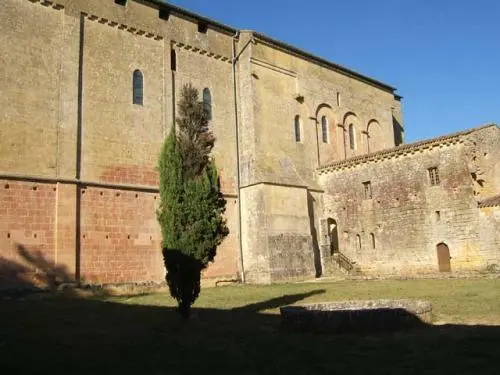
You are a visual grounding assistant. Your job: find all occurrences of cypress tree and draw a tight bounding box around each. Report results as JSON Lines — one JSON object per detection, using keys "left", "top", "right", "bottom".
{"left": 157, "top": 84, "right": 228, "bottom": 319}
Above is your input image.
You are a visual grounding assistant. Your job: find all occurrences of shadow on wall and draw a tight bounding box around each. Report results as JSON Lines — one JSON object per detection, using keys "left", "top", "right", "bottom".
{"left": 307, "top": 191, "right": 322, "bottom": 278}
{"left": 393, "top": 116, "right": 404, "bottom": 146}
{"left": 0, "top": 244, "right": 77, "bottom": 295}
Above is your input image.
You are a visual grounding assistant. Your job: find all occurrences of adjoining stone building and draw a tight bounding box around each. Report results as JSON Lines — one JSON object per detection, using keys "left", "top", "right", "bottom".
{"left": 0, "top": 0, "right": 498, "bottom": 287}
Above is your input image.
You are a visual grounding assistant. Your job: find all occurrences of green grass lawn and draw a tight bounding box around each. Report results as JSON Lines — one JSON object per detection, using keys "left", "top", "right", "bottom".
{"left": 1, "top": 278, "right": 499, "bottom": 374}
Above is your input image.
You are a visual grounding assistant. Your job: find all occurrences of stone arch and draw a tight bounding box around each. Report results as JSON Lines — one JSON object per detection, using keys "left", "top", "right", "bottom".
{"left": 342, "top": 112, "right": 358, "bottom": 155}
{"left": 293, "top": 101, "right": 312, "bottom": 142}
{"left": 436, "top": 242, "right": 451, "bottom": 272}
{"left": 316, "top": 104, "right": 337, "bottom": 145}
{"left": 367, "top": 119, "right": 384, "bottom": 153}
{"left": 315, "top": 103, "right": 333, "bottom": 119}
{"left": 327, "top": 217, "right": 339, "bottom": 255}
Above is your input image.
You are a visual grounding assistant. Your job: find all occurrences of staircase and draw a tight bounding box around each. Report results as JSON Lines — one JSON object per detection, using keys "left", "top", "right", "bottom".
{"left": 332, "top": 251, "right": 361, "bottom": 275}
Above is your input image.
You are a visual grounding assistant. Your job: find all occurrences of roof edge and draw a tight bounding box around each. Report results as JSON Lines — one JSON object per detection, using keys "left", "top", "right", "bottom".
{"left": 318, "top": 123, "right": 498, "bottom": 173}
{"left": 140, "top": 2, "right": 398, "bottom": 93}
{"left": 251, "top": 32, "right": 397, "bottom": 94}
{"left": 478, "top": 194, "right": 500, "bottom": 208}
{"left": 140, "top": 0, "right": 237, "bottom": 34}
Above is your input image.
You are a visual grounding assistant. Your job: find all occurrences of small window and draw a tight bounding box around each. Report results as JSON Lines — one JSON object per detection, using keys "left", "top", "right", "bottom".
{"left": 428, "top": 167, "right": 440, "bottom": 185}
{"left": 349, "top": 123, "right": 355, "bottom": 150}
{"left": 198, "top": 22, "right": 208, "bottom": 34}
{"left": 132, "top": 70, "right": 143, "bottom": 105}
{"left": 370, "top": 233, "right": 375, "bottom": 249}
{"left": 435, "top": 211, "right": 441, "bottom": 222}
{"left": 321, "top": 116, "right": 328, "bottom": 143}
{"left": 203, "top": 88, "right": 212, "bottom": 120}
{"left": 363, "top": 181, "right": 372, "bottom": 199}
{"left": 170, "top": 50, "right": 177, "bottom": 71}
{"left": 159, "top": 8, "right": 170, "bottom": 21}
{"left": 356, "top": 234, "right": 361, "bottom": 250}
{"left": 336, "top": 92, "right": 341, "bottom": 106}
{"left": 294, "top": 115, "right": 301, "bottom": 142}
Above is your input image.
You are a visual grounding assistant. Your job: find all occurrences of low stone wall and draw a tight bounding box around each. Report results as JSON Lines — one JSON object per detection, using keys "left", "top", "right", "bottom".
{"left": 280, "top": 299, "right": 432, "bottom": 333}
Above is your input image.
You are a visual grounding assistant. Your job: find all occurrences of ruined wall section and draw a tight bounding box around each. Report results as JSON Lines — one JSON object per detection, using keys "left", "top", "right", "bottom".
{"left": 463, "top": 125, "right": 500, "bottom": 199}
{"left": 318, "top": 140, "right": 492, "bottom": 275}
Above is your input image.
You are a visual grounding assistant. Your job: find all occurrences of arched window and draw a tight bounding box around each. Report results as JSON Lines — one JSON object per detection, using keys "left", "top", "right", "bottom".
{"left": 370, "top": 233, "right": 376, "bottom": 249}
{"left": 349, "top": 123, "right": 355, "bottom": 150}
{"left": 203, "top": 88, "right": 212, "bottom": 120}
{"left": 132, "top": 70, "right": 143, "bottom": 105}
{"left": 321, "top": 116, "right": 328, "bottom": 143}
{"left": 294, "top": 115, "right": 301, "bottom": 142}
{"left": 356, "top": 234, "right": 361, "bottom": 250}
{"left": 170, "top": 50, "right": 177, "bottom": 71}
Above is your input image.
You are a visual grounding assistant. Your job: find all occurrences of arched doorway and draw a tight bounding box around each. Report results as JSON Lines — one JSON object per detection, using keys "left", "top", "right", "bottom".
{"left": 436, "top": 243, "right": 451, "bottom": 272}
{"left": 327, "top": 218, "right": 339, "bottom": 255}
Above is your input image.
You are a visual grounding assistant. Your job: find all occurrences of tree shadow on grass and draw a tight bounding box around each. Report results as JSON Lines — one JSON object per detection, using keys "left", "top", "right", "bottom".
{"left": 0, "top": 248, "right": 500, "bottom": 374}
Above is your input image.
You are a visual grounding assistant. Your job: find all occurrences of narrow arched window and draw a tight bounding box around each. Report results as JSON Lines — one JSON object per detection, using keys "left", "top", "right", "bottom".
{"left": 321, "top": 116, "right": 328, "bottom": 143}
{"left": 203, "top": 88, "right": 212, "bottom": 120}
{"left": 132, "top": 70, "right": 143, "bottom": 105}
{"left": 294, "top": 115, "right": 301, "bottom": 142}
{"left": 356, "top": 234, "right": 361, "bottom": 250}
{"left": 370, "top": 233, "right": 376, "bottom": 249}
{"left": 170, "top": 50, "right": 177, "bottom": 71}
{"left": 349, "top": 123, "right": 355, "bottom": 150}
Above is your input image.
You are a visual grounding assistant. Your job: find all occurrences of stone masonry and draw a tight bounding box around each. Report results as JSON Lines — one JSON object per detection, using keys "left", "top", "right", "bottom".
{"left": 0, "top": 0, "right": 497, "bottom": 287}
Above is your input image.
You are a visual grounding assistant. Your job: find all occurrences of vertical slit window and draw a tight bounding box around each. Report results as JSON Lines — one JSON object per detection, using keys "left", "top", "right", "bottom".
{"left": 170, "top": 50, "right": 177, "bottom": 71}
{"left": 356, "top": 234, "right": 362, "bottom": 250}
{"left": 349, "top": 123, "right": 355, "bottom": 150}
{"left": 370, "top": 233, "right": 375, "bottom": 249}
{"left": 294, "top": 115, "right": 301, "bottom": 142}
{"left": 363, "top": 181, "right": 372, "bottom": 199}
{"left": 203, "top": 88, "right": 212, "bottom": 120}
{"left": 321, "top": 116, "right": 328, "bottom": 143}
{"left": 132, "top": 70, "right": 143, "bottom": 105}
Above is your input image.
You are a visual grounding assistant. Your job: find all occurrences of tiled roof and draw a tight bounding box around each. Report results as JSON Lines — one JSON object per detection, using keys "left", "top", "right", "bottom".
{"left": 478, "top": 195, "right": 500, "bottom": 208}
{"left": 317, "top": 123, "right": 498, "bottom": 174}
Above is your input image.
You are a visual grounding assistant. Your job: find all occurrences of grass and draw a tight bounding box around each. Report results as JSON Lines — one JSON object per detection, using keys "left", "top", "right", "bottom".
{"left": 1, "top": 278, "right": 499, "bottom": 374}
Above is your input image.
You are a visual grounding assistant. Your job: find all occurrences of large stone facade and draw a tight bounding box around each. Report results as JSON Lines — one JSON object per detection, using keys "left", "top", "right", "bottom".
{"left": 317, "top": 125, "right": 500, "bottom": 276}
{"left": 0, "top": 0, "right": 497, "bottom": 287}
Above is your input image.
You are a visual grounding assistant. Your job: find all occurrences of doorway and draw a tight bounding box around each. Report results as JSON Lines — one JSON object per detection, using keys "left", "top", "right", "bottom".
{"left": 327, "top": 218, "right": 339, "bottom": 255}
{"left": 436, "top": 242, "right": 451, "bottom": 272}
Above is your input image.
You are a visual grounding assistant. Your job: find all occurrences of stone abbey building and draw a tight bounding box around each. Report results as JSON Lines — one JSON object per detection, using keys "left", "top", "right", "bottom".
{"left": 1, "top": 0, "right": 499, "bottom": 287}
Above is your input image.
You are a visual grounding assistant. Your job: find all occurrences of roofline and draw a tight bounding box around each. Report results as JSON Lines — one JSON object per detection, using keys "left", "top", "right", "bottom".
{"left": 478, "top": 194, "right": 500, "bottom": 208}
{"left": 139, "top": 1, "right": 397, "bottom": 93}
{"left": 318, "top": 123, "right": 499, "bottom": 173}
{"left": 139, "top": 0, "right": 237, "bottom": 35}
{"left": 251, "top": 32, "right": 397, "bottom": 94}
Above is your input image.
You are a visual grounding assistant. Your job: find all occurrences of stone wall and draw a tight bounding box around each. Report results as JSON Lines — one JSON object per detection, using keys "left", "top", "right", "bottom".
{"left": 5, "top": 0, "right": 494, "bottom": 286}
{"left": 0, "top": 0, "right": 241, "bottom": 287}
{"left": 478, "top": 205, "right": 500, "bottom": 268}
{"left": 240, "top": 183, "right": 317, "bottom": 283}
{"left": 318, "top": 126, "right": 500, "bottom": 276}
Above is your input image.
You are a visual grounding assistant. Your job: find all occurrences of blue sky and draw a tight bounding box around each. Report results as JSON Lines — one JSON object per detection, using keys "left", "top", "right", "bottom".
{"left": 167, "top": 0, "right": 499, "bottom": 143}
